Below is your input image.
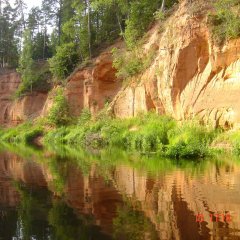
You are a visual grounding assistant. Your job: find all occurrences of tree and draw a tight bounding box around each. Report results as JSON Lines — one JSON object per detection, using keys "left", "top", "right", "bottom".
{"left": 49, "top": 42, "right": 79, "bottom": 80}
{"left": 17, "top": 29, "right": 34, "bottom": 96}
{"left": 0, "top": 0, "right": 19, "bottom": 67}
{"left": 42, "top": 0, "right": 64, "bottom": 44}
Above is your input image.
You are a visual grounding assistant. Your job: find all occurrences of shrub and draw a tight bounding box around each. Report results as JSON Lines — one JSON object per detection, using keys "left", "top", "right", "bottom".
{"left": 209, "top": 0, "right": 240, "bottom": 44}
{"left": 125, "top": 114, "right": 176, "bottom": 152}
{"left": 112, "top": 47, "right": 156, "bottom": 80}
{"left": 48, "top": 88, "right": 71, "bottom": 126}
{"left": 0, "top": 122, "right": 43, "bottom": 144}
{"left": 227, "top": 131, "right": 240, "bottom": 155}
{"left": 49, "top": 42, "right": 79, "bottom": 81}
{"left": 78, "top": 108, "right": 91, "bottom": 125}
{"left": 16, "top": 62, "right": 52, "bottom": 98}
{"left": 166, "top": 122, "right": 216, "bottom": 158}
{"left": 24, "top": 127, "right": 43, "bottom": 144}
{"left": 112, "top": 48, "right": 143, "bottom": 79}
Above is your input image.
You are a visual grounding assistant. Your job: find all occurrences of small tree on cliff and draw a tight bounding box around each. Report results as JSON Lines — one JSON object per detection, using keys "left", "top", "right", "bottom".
{"left": 48, "top": 88, "right": 71, "bottom": 126}
{"left": 17, "top": 29, "right": 35, "bottom": 97}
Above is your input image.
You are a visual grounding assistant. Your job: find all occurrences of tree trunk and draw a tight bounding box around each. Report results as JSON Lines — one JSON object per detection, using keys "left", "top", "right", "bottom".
{"left": 0, "top": 0, "right": 2, "bottom": 16}
{"left": 57, "top": 0, "right": 62, "bottom": 45}
{"left": 87, "top": 0, "right": 92, "bottom": 59}
{"left": 43, "top": 26, "right": 46, "bottom": 59}
{"left": 117, "top": 13, "right": 126, "bottom": 41}
{"left": 161, "top": 0, "right": 166, "bottom": 12}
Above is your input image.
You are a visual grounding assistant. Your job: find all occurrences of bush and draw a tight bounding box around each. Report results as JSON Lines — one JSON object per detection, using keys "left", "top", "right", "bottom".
{"left": 112, "top": 47, "right": 156, "bottom": 80}
{"left": 0, "top": 122, "right": 44, "bottom": 144}
{"left": 78, "top": 108, "right": 91, "bottom": 125}
{"left": 166, "top": 122, "right": 216, "bottom": 158}
{"left": 16, "top": 61, "right": 52, "bottom": 98}
{"left": 209, "top": 0, "right": 240, "bottom": 44}
{"left": 124, "top": 114, "right": 176, "bottom": 152}
{"left": 24, "top": 128, "right": 43, "bottom": 144}
{"left": 49, "top": 42, "right": 79, "bottom": 81}
{"left": 48, "top": 88, "right": 71, "bottom": 126}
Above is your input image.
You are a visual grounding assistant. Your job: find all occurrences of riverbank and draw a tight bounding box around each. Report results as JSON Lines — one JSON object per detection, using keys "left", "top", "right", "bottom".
{"left": 1, "top": 112, "right": 240, "bottom": 159}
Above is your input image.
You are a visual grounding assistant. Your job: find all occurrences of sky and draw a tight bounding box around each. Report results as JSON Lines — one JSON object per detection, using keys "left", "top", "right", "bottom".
{"left": 24, "top": 0, "right": 41, "bottom": 10}
{"left": 9, "top": 0, "right": 41, "bottom": 11}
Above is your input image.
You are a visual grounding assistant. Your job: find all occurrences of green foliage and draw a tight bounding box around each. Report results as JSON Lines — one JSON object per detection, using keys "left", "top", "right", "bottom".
{"left": 0, "top": 110, "right": 218, "bottom": 159}
{"left": 16, "top": 61, "right": 52, "bottom": 98}
{"left": 112, "top": 47, "right": 156, "bottom": 79}
{"left": 210, "top": 0, "right": 240, "bottom": 44}
{"left": 154, "top": 10, "right": 166, "bottom": 21}
{"left": 0, "top": 1, "right": 20, "bottom": 68}
{"left": 43, "top": 112, "right": 217, "bottom": 159}
{"left": 16, "top": 29, "right": 52, "bottom": 98}
{"left": 0, "top": 122, "right": 44, "bottom": 144}
{"left": 124, "top": 0, "right": 159, "bottom": 48}
{"left": 112, "top": 48, "right": 143, "bottom": 78}
{"left": 224, "top": 131, "right": 240, "bottom": 155}
{"left": 78, "top": 108, "right": 91, "bottom": 125}
{"left": 32, "top": 32, "right": 53, "bottom": 60}
{"left": 48, "top": 88, "right": 71, "bottom": 126}
{"left": 166, "top": 122, "right": 216, "bottom": 158}
{"left": 49, "top": 42, "right": 79, "bottom": 80}
{"left": 124, "top": 0, "right": 177, "bottom": 48}
{"left": 17, "top": 30, "right": 35, "bottom": 96}
{"left": 124, "top": 114, "right": 176, "bottom": 152}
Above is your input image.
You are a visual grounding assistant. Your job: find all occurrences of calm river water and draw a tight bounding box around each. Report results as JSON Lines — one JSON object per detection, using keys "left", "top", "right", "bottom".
{"left": 0, "top": 145, "right": 240, "bottom": 240}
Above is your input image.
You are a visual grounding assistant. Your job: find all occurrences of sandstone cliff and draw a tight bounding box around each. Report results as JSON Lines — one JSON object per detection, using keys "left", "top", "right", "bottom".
{"left": 111, "top": 0, "right": 240, "bottom": 128}
{"left": 0, "top": 42, "right": 122, "bottom": 125}
{"left": 0, "top": 70, "right": 48, "bottom": 126}
{"left": 0, "top": 70, "right": 20, "bottom": 126}
{"left": 2, "top": 0, "right": 240, "bottom": 127}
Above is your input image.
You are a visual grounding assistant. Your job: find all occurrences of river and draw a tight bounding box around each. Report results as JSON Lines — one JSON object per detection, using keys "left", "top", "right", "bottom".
{"left": 0, "top": 144, "right": 240, "bottom": 240}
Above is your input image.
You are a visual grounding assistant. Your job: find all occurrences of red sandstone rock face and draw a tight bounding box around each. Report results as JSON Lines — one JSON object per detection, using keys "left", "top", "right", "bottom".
{"left": 3, "top": 1, "right": 240, "bottom": 127}
{"left": 111, "top": 0, "right": 240, "bottom": 128}
{"left": 0, "top": 70, "right": 21, "bottom": 125}
{"left": 8, "top": 92, "right": 48, "bottom": 125}
{"left": 65, "top": 42, "right": 123, "bottom": 116}
{"left": 0, "top": 70, "right": 48, "bottom": 126}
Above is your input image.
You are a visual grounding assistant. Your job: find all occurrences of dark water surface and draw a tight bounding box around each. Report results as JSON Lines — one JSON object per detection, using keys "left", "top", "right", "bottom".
{"left": 0, "top": 145, "right": 240, "bottom": 240}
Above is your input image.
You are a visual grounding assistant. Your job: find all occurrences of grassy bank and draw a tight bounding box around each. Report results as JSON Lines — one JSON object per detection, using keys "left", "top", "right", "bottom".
{"left": 0, "top": 111, "right": 223, "bottom": 159}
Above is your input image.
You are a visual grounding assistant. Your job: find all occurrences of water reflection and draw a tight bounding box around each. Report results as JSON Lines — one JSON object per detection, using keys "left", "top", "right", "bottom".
{"left": 0, "top": 144, "right": 240, "bottom": 239}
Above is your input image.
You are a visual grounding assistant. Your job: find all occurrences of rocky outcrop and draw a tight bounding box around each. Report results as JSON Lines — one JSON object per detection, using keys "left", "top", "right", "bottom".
{"left": 0, "top": 70, "right": 48, "bottom": 126}
{"left": 0, "top": 70, "right": 20, "bottom": 125}
{"left": 8, "top": 92, "right": 48, "bottom": 124}
{"left": 65, "top": 42, "right": 123, "bottom": 117}
{"left": 40, "top": 42, "right": 123, "bottom": 118}
{"left": 111, "top": 0, "right": 240, "bottom": 128}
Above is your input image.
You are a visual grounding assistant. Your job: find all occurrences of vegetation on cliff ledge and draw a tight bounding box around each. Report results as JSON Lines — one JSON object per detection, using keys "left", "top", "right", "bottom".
{"left": 0, "top": 109, "right": 219, "bottom": 159}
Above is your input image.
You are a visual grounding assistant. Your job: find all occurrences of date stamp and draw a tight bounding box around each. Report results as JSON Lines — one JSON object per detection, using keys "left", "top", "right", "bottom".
{"left": 195, "top": 213, "right": 232, "bottom": 223}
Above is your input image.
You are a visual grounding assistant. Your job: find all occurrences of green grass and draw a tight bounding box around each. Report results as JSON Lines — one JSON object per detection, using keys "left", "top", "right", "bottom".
{"left": 41, "top": 112, "right": 218, "bottom": 159}
{"left": 0, "top": 111, "right": 223, "bottom": 159}
{"left": 0, "top": 122, "right": 44, "bottom": 144}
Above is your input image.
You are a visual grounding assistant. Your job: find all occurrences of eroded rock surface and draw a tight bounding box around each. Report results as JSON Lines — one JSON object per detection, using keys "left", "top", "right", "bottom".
{"left": 111, "top": 0, "right": 240, "bottom": 128}
{"left": 0, "top": 70, "right": 20, "bottom": 125}
{"left": 65, "top": 43, "right": 123, "bottom": 116}
{"left": 0, "top": 70, "right": 48, "bottom": 126}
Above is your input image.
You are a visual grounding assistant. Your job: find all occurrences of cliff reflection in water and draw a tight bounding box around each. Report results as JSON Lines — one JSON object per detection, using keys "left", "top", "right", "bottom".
{"left": 0, "top": 145, "right": 240, "bottom": 239}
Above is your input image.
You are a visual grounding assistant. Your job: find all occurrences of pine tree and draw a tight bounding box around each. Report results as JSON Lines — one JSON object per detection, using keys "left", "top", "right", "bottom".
{"left": 17, "top": 29, "right": 34, "bottom": 95}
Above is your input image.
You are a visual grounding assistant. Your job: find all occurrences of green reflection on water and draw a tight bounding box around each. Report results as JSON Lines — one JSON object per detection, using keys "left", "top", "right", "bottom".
{"left": 0, "top": 143, "right": 240, "bottom": 240}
